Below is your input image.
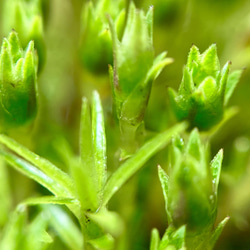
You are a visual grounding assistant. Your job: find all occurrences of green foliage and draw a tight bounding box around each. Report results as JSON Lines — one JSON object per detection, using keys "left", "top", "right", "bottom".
{"left": 0, "top": 0, "right": 249, "bottom": 249}
{"left": 157, "top": 130, "right": 227, "bottom": 249}
{"left": 109, "top": 2, "right": 173, "bottom": 153}
{"left": 0, "top": 31, "right": 37, "bottom": 129}
{"left": 169, "top": 44, "right": 242, "bottom": 130}
{"left": 79, "top": 0, "right": 125, "bottom": 73}
{"left": 0, "top": 206, "right": 52, "bottom": 250}
{"left": 2, "top": 0, "right": 46, "bottom": 71}
{"left": 0, "top": 89, "right": 186, "bottom": 249}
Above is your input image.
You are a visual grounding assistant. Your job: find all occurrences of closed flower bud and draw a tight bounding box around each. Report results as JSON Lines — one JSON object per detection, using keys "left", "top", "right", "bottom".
{"left": 169, "top": 44, "right": 242, "bottom": 130}
{"left": 0, "top": 31, "right": 38, "bottom": 129}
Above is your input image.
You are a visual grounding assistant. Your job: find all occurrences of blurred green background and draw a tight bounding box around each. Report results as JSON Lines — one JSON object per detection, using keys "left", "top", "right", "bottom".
{"left": 1, "top": 0, "right": 250, "bottom": 249}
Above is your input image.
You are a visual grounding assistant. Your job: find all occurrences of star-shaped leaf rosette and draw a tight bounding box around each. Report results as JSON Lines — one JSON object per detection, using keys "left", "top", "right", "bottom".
{"left": 156, "top": 129, "right": 229, "bottom": 250}
{"left": 109, "top": 2, "right": 173, "bottom": 154}
{"left": 0, "top": 31, "right": 38, "bottom": 130}
{"left": 169, "top": 44, "right": 242, "bottom": 131}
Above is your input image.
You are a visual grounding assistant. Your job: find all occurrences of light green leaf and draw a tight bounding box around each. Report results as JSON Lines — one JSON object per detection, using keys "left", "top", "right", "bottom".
{"left": 146, "top": 52, "right": 173, "bottom": 84}
{"left": 80, "top": 97, "right": 95, "bottom": 174}
{"left": 218, "top": 62, "right": 230, "bottom": 96}
{"left": 0, "top": 207, "right": 26, "bottom": 250}
{"left": 160, "top": 226, "right": 186, "bottom": 250}
{"left": 1, "top": 43, "right": 13, "bottom": 82}
{"left": 88, "top": 234, "right": 114, "bottom": 250}
{"left": 20, "top": 196, "right": 78, "bottom": 207}
{"left": 187, "top": 45, "right": 200, "bottom": 68}
{"left": 70, "top": 158, "right": 99, "bottom": 211}
{"left": 45, "top": 205, "right": 84, "bottom": 250}
{"left": 0, "top": 149, "right": 70, "bottom": 197}
{"left": 115, "top": 9, "right": 126, "bottom": 40}
{"left": 179, "top": 66, "right": 193, "bottom": 95}
{"left": 23, "top": 40, "right": 35, "bottom": 84}
{"left": 78, "top": 97, "right": 99, "bottom": 210}
{"left": 201, "top": 44, "right": 220, "bottom": 74}
{"left": 102, "top": 122, "right": 187, "bottom": 207}
{"left": 158, "top": 166, "right": 170, "bottom": 219}
{"left": 24, "top": 211, "right": 53, "bottom": 250}
{"left": 87, "top": 209, "right": 124, "bottom": 237}
{"left": 210, "top": 217, "right": 229, "bottom": 249}
{"left": 210, "top": 149, "right": 223, "bottom": 194}
{"left": 150, "top": 228, "right": 160, "bottom": 250}
{"left": 186, "top": 128, "right": 201, "bottom": 162}
{"left": 8, "top": 31, "right": 22, "bottom": 62}
{"left": 0, "top": 134, "right": 75, "bottom": 197}
{"left": 199, "top": 76, "right": 217, "bottom": 100}
{"left": 92, "top": 91, "right": 107, "bottom": 196}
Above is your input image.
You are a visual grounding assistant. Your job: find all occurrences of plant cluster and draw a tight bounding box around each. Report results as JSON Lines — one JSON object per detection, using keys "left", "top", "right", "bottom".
{"left": 0, "top": 0, "right": 249, "bottom": 249}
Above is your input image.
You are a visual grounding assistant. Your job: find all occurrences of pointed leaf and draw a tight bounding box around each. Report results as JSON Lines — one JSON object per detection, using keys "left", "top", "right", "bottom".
{"left": 201, "top": 44, "right": 220, "bottom": 75}
{"left": 158, "top": 166, "right": 169, "bottom": 217}
{"left": 146, "top": 52, "right": 173, "bottom": 84}
{"left": 170, "top": 225, "right": 186, "bottom": 249}
{"left": 8, "top": 31, "right": 22, "bottom": 62}
{"left": 187, "top": 45, "right": 200, "bottom": 68}
{"left": 0, "top": 134, "right": 75, "bottom": 197}
{"left": 210, "top": 217, "right": 229, "bottom": 249}
{"left": 70, "top": 158, "right": 99, "bottom": 211}
{"left": 186, "top": 128, "right": 201, "bottom": 162}
{"left": 23, "top": 41, "right": 35, "bottom": 86}
{"left": 0, "top": 150, "right": 70, "bottom": 197}
{"left": 115, "top": 9, "right": 126, "bottom": 41}
{"left": 92, "top": 91, "right": 107, "bottom": 194}
{"left": 218, "top": 61, "right": 230, "bottom": 96}
{"left": 179, "top": 66, "right": 193, "bottom": 95}
{"left": 102, "top": 122, "right": 187, "bottom": 207}
{"left": 210, "top": 149, "right": 223, "bottom": 194}
{"left": 80, "top": 97, "right": 96, "bottom": 185}
{"left": 160, "top": 226, "right": 186, "bottom": 250}
{"left": 14, "top": 58, "right": 24, "bottom": 80}
{"left": 20, "top": 196, "right": 78, "bottom": 207}
{"left": 224, "top": 69, "right": 242, "bottom": 105}
{"left": 1, "top": 44, "right": 13, "bottom": 82}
